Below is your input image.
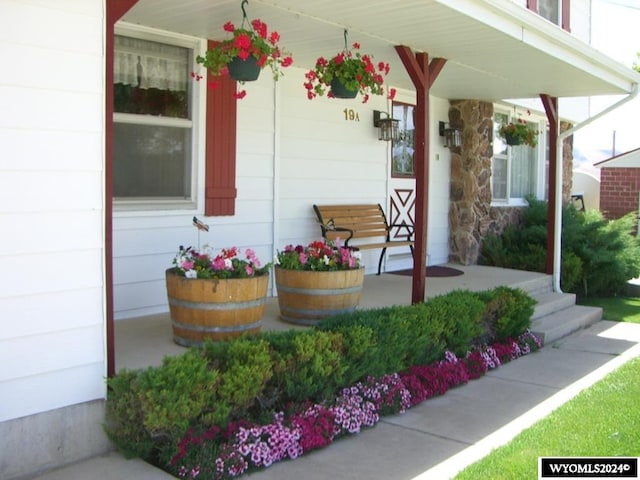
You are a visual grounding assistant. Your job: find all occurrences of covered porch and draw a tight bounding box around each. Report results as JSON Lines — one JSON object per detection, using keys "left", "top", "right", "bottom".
{"left": 115, "top": 265, "right": 553, "bottom": 371}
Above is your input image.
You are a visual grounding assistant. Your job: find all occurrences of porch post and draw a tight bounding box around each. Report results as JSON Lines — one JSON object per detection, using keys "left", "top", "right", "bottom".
{"left": 540, "top": 94, "right": 559, "bottom": 277}
{"left": 395, "top": 46, "right": 446, "bottom": 304}
{"left": 106, "top": 0, "right": 140, "bottom": 377}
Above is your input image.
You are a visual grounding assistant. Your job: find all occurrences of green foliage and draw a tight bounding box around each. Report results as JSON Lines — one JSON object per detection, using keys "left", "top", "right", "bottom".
{"left": 479, "top": 197, "right": 640, "bottom": 297}
{"left": 136, "top": 349, "right": 219, "bottom": 436}
{"left": 104, "top": 370, "right": 155, "bottom": 459}
{"left": 105, "top": 287, "right": 537, "bottom": 466}
{"left": 477, "top": 287, "right": 536, "bottom": 342}
{"left": 423, "top": 291, "right": 485, "bottom": 357}
{"left": 202, "top": 337, "right": 274, "bottom": 424}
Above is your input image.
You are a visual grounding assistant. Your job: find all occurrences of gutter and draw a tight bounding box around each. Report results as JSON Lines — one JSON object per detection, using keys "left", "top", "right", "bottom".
{"left": 552, "top": 82, "right": 639, "bottom": 293}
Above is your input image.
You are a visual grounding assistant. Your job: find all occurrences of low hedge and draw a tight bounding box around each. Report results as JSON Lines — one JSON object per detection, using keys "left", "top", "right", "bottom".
{"left": 104, "top": 286, "right": 536, "bottom": 467}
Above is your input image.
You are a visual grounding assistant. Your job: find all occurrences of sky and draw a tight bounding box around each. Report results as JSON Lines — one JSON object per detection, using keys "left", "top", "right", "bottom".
{"left": 572, "top": 0, "right": 640, "bottom": 165}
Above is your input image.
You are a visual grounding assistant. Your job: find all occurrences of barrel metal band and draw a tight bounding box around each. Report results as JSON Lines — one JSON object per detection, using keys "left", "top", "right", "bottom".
{"left": 168, "top": 297, "right": 265, "bottom": 310}
{"left": 275, "top": 285, "right": 363, "bottom": 295}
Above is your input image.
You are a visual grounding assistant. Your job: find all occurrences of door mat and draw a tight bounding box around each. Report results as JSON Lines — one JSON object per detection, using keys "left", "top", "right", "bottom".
{"left": 388, "top": 266, "right": 464, "bottom": 277}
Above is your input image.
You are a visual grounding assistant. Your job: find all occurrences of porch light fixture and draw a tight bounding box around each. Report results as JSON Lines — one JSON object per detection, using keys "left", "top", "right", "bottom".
{"left": 439, "top": 121, "right": 462, "bottom": 148}
{"left": 373, "top": 110, "right": 400, "bottom": 142}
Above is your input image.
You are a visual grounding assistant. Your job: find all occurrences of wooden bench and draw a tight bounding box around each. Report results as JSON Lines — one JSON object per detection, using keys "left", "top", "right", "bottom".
{"left": 313, "top": 203, "right": 415, "bottom": 275}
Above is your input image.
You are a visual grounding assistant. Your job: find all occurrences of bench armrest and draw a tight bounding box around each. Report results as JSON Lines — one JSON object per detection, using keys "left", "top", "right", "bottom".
{"left": 318, "top": 220, "right": 354, "bottom": 244}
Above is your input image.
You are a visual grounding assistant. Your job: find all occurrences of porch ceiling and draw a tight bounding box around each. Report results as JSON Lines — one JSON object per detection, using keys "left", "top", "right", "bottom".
{"left": 122, "top": 0, "right": 639, "bottom": 101}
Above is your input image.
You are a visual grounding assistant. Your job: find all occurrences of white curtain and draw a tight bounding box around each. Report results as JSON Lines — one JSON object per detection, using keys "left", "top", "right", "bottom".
{"left": 510, "top": 145, "right": 537, "bottom": 198}
{"left": 114, "top": 35, "right": 188, "bottom": 91}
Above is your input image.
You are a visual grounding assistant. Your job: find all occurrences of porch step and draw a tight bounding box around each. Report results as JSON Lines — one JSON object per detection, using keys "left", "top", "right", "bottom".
{"left": 531, "top": 291, "right": 576, "bottom": 321}
{"left": 515, "top": 274, "right": 553, "bottom": 297}
{"left": 511, "top": 273, "right": 602, "bottom": 346}
{"left": 531, "top": 304, "right": 602, "bottom": 346}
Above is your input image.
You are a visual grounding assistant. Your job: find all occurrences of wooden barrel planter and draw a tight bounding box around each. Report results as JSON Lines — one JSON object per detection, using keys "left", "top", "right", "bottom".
{"left": 165, "top": 269, "right": 269, "bottom": 346}
{"left": 274, "top": 267, "right": 365, "bottom": 326}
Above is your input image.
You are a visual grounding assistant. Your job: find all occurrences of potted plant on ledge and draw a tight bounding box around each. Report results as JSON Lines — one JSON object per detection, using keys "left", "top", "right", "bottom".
{"left": 498, "top": 118, "right": 538, "bottom": 147}
{"left": 166, "top": 244, "right": 271, "bottom": 346}
{"left": 274, "top": 239, "right": 364, "bottom": 325}
{"left": 195, "top": 1, "right": 293, "bottom": 95}
{"left": 303, "top": 30, "right": 392, "bottom": 103}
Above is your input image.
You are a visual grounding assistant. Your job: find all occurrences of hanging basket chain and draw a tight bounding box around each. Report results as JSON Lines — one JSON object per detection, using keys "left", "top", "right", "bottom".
{"left": 240, "top": 0, "right": 249, "bottom": 29}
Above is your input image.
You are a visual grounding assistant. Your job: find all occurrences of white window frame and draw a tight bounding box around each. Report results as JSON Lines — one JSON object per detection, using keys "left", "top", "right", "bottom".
{"left": 491, "top": 105, "right": 547, "bottom": 207}
{"left": 113, "top": 23, "right": 206, "bottom": 213}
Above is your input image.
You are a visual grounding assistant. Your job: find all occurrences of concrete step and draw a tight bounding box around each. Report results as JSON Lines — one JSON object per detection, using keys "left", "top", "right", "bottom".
{"left": 531, "top": 304, "right": 603, "bottom": 345}
{"left": 515, "top": 274, "right": 553, "bottom": 297}
{"left": 531, "top": 291, "right": 577, "bottom": 321}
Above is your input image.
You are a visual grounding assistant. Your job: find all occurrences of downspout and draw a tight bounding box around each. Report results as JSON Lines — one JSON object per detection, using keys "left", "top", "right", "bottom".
{"left": 552, "top": 83, "right": 639, "bottom": 292}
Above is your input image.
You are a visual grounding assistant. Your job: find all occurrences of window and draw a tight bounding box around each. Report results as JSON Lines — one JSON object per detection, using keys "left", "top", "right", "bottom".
{"left": 538, "top": 0, "right": 560, "bottom": 25}
{"left": 491, "top": 110, "right": 546, "bottom": 204}
{"left": 391, "top": 102, "right": 415, "bottom": 178}
{"left": 113, "top": 28, "right": 199, "bottom": 209}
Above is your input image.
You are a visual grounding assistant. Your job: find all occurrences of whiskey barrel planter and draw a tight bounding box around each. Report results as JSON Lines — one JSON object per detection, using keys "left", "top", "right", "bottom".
{"left": 274, "top": 267, "right": 365, "bottom": 326}
{"left": 166, "top": 269, "right": 269, "bottom": 346}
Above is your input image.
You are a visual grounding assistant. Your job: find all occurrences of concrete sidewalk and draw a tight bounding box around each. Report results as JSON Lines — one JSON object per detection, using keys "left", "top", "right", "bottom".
{"left": 31, "top": 320, "right": 640, "bottom": 480}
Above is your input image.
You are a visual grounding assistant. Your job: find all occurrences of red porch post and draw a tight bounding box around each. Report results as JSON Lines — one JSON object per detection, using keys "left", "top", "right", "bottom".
{"left": 106, "top": 0, "right": 139, "bottom": 377}
{"left": 541, "top": 94, "right": 559, "bottom": 275}
{"left": 395, "top": 46, "right": 446, "bottom": 304}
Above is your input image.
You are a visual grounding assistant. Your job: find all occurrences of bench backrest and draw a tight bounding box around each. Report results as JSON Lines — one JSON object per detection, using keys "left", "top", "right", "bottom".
{"left": 313, "top": 204, "right": 390, "bottom": 242}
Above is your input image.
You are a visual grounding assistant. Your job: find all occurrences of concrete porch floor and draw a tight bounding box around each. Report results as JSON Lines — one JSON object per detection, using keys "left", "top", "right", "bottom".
{"left": 115, "top": 265, "right": 549, "bottom": 371}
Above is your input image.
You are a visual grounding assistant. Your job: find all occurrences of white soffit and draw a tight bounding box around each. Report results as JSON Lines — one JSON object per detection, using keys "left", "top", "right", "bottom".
{"left": 121, "top": 0, "right": 640, "bottom": 101}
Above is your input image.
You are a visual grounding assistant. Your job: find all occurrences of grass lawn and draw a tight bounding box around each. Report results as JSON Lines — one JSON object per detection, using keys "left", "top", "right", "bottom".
{"left": 454, "top": 355, "right": 640, "bottom": 479}
{"left": 577, "top": 296, "right": 640, "bottom": 323}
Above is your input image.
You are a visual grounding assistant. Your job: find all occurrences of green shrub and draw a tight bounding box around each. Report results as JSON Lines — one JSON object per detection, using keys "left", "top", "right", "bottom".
{"left": 479, "top": 197, "right": 640, "bottom": 297}
{"left": 202, "top": 337, "right": 274, "bottom": 424}
{"left": 477, "top": 287, "right": 536, "bottom": 342}
{"left": 104, "top": 370, "right": 155, "bottom": 459}
{"left": 261, "top": 329, "right": 346, "bottom": 405}
{"left": 420, "top": 291, "right": 485, "bottom": 357}
{"left": 104, "top": 348, "right": 220, "bottom": 460}
{"left": 105, "top": 286, "right": 538, "bottom": 466}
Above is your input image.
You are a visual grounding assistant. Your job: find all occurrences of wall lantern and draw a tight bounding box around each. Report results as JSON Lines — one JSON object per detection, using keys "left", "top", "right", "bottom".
{"left": 373, "top": 110, "right": 400, "bottom": 142}
{"left": 439, "top": 121, "right": 462, "bottom": 148}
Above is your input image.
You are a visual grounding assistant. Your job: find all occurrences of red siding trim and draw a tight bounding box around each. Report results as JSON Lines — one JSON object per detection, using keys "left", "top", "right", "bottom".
{"left": 204, "top": 40, "right": 238, "bottom": 216}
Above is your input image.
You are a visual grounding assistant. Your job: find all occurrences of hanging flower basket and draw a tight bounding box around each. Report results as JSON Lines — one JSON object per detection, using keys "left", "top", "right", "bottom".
{"left": 226, "top": 56, "right": 261, "bottom": 82}
{"left": 504, "top": 132, "right": 522, "bottom": 146}
{"left": 330, "top": 77, "right": 358, "bottom": 99}
{"left": 194, "top": 0, "right": 293, "bottom": 95}
{"left": 498, "top": 117, "right": 538, "bottom": 148}
{"left": 303, "top": 30, "right": 392, "bottom": 103}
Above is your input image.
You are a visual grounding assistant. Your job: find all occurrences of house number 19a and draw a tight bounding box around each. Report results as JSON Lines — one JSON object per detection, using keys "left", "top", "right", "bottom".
{"left": 343, "top": 108, "right": 360, "bottom": 121}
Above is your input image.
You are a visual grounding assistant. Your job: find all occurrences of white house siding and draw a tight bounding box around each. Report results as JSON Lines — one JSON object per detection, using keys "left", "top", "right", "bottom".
{"left": 0, "top": 0, "right": 109, "bottom": 477}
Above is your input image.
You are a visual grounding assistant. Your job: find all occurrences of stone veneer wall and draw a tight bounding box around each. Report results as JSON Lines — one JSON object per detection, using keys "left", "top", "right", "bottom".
{"left": 448, "top": 101, "right": 573, "bottom": 265}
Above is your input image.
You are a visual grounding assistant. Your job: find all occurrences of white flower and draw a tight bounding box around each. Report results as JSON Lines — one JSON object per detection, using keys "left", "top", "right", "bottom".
{"left": 323, "top": 255, "right": 330, "bottom": 265}
{"left": 185, "top": 270, "right": 198, "bottom": 279}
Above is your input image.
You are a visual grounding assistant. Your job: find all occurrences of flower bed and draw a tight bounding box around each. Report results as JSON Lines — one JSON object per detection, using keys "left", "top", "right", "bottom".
{"left": 167, "top": 331, "right": 542, "bottom": 479}
{"left": 105, "top": 286, "right": 538, "bottom": 477}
